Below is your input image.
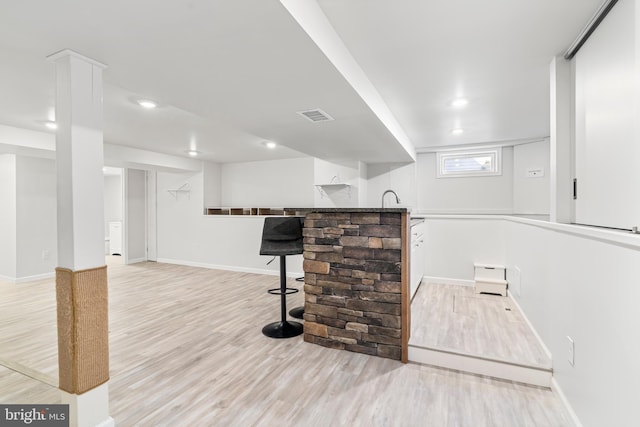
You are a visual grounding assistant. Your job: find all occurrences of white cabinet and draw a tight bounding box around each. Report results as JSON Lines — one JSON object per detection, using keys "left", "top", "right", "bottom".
{"left": 410, "top": 219, "right": 425, "bottom": 299}
{"left": 109, "top": 221, "right": 122, "bottom": 256}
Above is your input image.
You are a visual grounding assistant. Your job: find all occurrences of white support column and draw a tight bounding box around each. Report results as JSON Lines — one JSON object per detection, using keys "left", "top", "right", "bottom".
{"left": 49, "top": 49, "right": 107, "bottom": 271}
{"left": 48, "top": 49, "right": 114, "bottom": 427}
{"left": 549, "top": 55, "right": 574, "bottom": 224}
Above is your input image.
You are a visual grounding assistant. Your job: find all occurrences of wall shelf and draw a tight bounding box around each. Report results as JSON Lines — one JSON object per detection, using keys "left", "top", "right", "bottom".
{"left": 314, "top": 183, "right": 351, "bottom": 198}
{"left": 167, "top": 183, "right": 190, "bottom": 200}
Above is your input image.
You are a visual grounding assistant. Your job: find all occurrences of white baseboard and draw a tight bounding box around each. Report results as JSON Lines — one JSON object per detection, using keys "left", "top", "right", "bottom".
{"left": 0, "top": 274, "right": 14, "bottom": 283}
{"left": 551, "top": 377, "right": 583, "bottom": 427}
{"left": 126, "top": 257, "right": 147, "bottom": 265}
{"left": 422, "top": 275, "right": 475, "bottom": 287}
{"left": 507, "top": 292, "right": 553, "bottom": 360}
{"left": 408, "top": 345, "right": 552, "bottom": 388}
{"left": 156, "top": 258, "right": 303, "bottom": 278}
{"left": 0, "top": 272, "right": 55, "bottom": 284}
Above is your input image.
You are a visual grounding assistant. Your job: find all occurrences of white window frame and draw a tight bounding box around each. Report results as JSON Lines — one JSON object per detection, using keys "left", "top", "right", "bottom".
{"left": 436, "top": 148, "right": 502, "bottom": 178}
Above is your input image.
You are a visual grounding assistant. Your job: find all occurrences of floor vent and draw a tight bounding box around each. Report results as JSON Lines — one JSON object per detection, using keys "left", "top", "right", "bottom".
{"left": 296, "top": 109, "right": 334, "bottom": 123}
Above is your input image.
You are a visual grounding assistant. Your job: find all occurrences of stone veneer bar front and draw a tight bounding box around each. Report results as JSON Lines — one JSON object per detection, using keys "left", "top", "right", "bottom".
{"left": 302, "top": 208, "right": 410, "bottom": 362}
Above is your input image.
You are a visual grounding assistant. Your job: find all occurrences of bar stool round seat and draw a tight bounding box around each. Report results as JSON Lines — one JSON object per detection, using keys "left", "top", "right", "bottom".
{"left": 259, "top": 216, "right": 305, "bottom": 339}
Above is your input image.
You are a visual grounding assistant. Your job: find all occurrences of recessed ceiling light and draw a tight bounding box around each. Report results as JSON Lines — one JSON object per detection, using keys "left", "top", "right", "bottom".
{"left": 451, "top": 98, "right": 468, "bottom": 108}
{"left": 187, "top": 150, "right": 199, "bottom": 157}
{"left": 451, "top": 128, "right": 464, "bottom": 135}
{"left": 265, "top": 141, "right": 277, "bottom": 149}
{"left": 137, "top": 99, "right": 157, "bottom": 109}
{"left": 45, "top": 121, "right": 57, "bottom": 130}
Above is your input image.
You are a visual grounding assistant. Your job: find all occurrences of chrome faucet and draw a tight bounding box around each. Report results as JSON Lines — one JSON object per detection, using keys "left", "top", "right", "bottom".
{"left": 381, "top": 189, "right": 401, "bottom": 208}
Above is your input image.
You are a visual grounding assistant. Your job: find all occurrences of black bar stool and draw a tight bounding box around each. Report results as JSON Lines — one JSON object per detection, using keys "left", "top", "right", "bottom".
{"left": 259, "top": 217, "right": 304, "bottom": 338}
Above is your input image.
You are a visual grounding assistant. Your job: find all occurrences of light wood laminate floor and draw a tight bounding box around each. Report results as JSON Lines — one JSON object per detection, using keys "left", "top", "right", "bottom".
{"left": 410, "top": 283, "right": 552, "bottom": 369}
{"left": 1, "top": 261, "right": 571, "bottom": 426}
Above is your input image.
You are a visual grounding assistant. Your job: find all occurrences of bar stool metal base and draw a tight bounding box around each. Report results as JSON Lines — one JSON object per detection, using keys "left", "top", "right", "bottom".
{"left": 289, "top": 306, "right": 305, "bottom": 319}
{"left": 262, "top": 255, "right": 303, "bottom": 339}
{"left": 262, "top": 320, "right": 303, "bottom": 338}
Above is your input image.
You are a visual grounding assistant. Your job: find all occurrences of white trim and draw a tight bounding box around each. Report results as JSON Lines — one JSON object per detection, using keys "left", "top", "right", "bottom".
{"left": 418, "top": 214, "right": 640, "bottom": 251}
{"left": 508, "top": 292, "right": 553, "bottom": 360}
{"left": 46, "top": 49, "right": 108, "bottom": 69}
{"left": 417, "top": 136, "right": 548, "bottom": 153}
{"left": 416, "top": 208, "right": 514, "bottom": 215}
{"left": 16, "top": 272, "right": 55, "bottom": 283}
{"left": 0, "top": 274, "right": 15, "bottom": 283}
{"left": 60, "top": 382, "right": 111, "bottom": 427}
{"left": 156, "top": 258, "right": 303, "bottom": 278}
{"left": 551, "top": 377, "right": 583, "bottom": 427}
{"left": 126, "top": 258, "right": 147, "bottom": 265}
{"left": 0, "top": 272, "right": 55, "bottom": 284}
{"left": 408, "top": 345, "right": 552, "bottom": 388}
{"left": 123, "top": 169, "right": 129, "bottom": 265}
{"left": 146, "top": 171, "right": 157, "bottom": 262}
{"left": 422, "top": 276, "right": 475, "bottom": 287}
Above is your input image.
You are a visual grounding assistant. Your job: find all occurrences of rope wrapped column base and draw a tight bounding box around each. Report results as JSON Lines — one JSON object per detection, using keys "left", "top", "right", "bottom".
{"left": 56, "top": 266, "right": 109, "bottom": 394}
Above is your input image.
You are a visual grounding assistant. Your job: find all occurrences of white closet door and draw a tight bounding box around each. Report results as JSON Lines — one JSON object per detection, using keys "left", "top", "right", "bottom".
{"left": 573, "top": 0, "right": 640, "bottom": 230}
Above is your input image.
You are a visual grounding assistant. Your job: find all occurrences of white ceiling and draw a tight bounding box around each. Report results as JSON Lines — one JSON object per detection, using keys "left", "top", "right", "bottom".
{"left": 0, "top": 0, "right": 604, "bottom": 165}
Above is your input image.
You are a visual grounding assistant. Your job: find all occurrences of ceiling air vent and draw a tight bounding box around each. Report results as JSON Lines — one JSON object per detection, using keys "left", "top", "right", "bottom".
{"left": 296, "top": 109, "right": 334, "bottom": 123}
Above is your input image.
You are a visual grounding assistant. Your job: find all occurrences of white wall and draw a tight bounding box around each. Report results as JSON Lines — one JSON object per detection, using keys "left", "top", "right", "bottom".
{"left": 421, "top": 216, "right": 640, "bottom": 426}
{"left": 513, "top": 140, "right": 550, "bottom": 214}
{"left": 313, "top": 158, "right": 363, "bottom": 208}
{"left": 0, "top": 155, "right": 57, "bottom": 281}
{"left": 0, "top": 154, "right": 17, "bottom": 279}
{"left": 219, "top": 157, "right": 370, "bottom": 208}
{"left": 416, "top": 148, "right": 514, "bottom": 214}
{"left": 506, "top": 221, "right": 640, "bottom": 427}
{"left": 366, "top": 162, "right": 416, "bottom": 209}
{"left": 15, "top": 156, "right": 57, "bottom": 279}
{"left": 221, "top": 158, "right": 314, "bottom": 207}
{"left": 203, "top": 161, "right": 222, "bottom": 209}
{"left": 157, "top": 170, "right": 303, "bottom": 275}
{"left": 422, "top": 217, "right": 506, "bottom": 281}
{"left": 125, "top": 169, "right": 147, "bottom": 263}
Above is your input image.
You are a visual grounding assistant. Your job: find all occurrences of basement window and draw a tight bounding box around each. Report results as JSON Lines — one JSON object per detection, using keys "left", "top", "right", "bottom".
{"left": 437, "top": 148, "right": 502, "bottom": 178}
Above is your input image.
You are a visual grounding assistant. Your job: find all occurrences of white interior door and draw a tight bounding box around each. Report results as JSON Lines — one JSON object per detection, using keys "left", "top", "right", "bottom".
{"left": 124, "top": 168, "right": 147, "bottom": 264}
{"left": 146, "top": 171, "right": 157, "bottom": 261}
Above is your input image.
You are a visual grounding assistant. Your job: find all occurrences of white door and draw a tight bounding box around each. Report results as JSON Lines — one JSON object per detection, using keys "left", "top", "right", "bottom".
{"left": 125, "top": 169, "right": 147, "bottom": 264}
{"left": 146, "top": 171, "right": 157, "bottom": 261}
{"left": 108, "top": 221, "right": 122, "bottom": 255}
